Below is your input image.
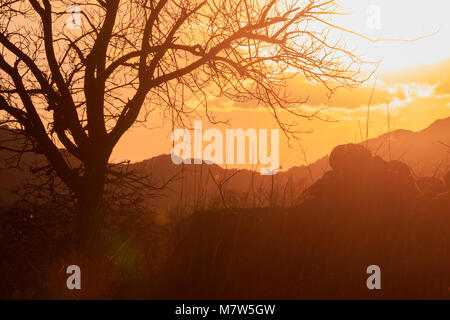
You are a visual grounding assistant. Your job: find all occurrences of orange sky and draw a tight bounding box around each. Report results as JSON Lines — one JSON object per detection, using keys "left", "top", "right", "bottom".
{"left": 111, "top": 0, "right": 450, "bottom": 169}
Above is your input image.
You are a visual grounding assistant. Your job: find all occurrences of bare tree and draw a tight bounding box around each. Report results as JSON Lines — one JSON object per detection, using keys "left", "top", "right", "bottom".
{"left": 0, "top": 0, "right": 372, "bottom": 247}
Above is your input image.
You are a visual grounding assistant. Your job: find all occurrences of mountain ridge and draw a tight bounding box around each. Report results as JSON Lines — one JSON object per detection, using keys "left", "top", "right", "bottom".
{"left": 1, "top": 117, "right": 449, "bottom": 211}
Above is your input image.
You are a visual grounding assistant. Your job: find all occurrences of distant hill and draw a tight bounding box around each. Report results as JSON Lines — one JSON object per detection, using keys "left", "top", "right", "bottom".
{"left": 125, "top": 117, "right": 450, "bottom": 213}
{"left": 1, "top": 117, "right": 449, "bottom": 212}
{"left": 365, "top": 117, "right": 450, "bottom": 177}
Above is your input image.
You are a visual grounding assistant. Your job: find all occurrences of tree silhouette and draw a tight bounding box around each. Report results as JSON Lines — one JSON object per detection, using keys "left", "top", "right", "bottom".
{"left": 0, "top": 0, "right": 372, "bottom": 247}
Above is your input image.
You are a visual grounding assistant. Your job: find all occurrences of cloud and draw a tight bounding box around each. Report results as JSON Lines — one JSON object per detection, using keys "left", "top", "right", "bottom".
{"left": 284, "top": 58, "right": 450, "bottom": 110}
{"left": 205, "top": 59, "right": 450, "bottom": 116}
{"left": 285, "top": 75, "right": 406, "bottom": 109}
{"left": 381, "top": 59, "right": 450, "bottom": 95}
{"left": 206, "top": 74, "right": 406, "bottom": 112}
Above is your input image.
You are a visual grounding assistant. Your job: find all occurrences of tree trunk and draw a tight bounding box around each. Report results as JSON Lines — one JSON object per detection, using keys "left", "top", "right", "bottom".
{"left": 75, "top": 186, "right": 103, "bottom": 250}
{"left": 74, "top": 157, "right": 108, "bottom": 250}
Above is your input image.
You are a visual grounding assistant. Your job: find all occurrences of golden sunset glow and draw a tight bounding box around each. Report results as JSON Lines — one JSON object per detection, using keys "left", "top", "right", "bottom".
{"left": 113, "top": 0, "right": 450, "bottom": 168}
{"left": 2, "top": 0, "right": 450, "bottom": 301}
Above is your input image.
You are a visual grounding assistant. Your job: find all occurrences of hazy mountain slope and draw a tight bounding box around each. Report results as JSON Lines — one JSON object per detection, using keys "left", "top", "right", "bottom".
{"left": 365, "top": 117, "right": 450, "bottom": 177}
{"left": 0, "top": 117, "right": 449, "bottom": 211}
{"left": 128, "top": 117, "right": 450, "bottom": 212}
